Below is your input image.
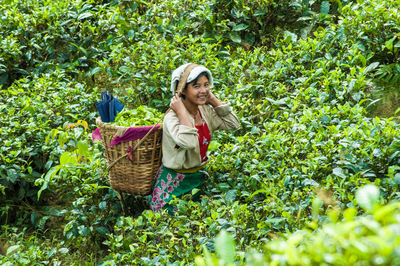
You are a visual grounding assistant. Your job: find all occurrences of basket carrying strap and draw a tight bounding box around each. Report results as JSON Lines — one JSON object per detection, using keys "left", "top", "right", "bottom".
{"left": 107, "top": 63, "right": 198, "bottom": 171}
{"left": 107, "top": 123, "right": 161, "bottom": 171}
{"left": 176, "top": 63, "right": 198, "bottom": 96}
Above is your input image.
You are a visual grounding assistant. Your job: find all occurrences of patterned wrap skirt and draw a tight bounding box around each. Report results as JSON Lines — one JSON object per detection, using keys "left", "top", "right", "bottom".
{"left": 149, "top": 164, "right": 207, "bottom": 213}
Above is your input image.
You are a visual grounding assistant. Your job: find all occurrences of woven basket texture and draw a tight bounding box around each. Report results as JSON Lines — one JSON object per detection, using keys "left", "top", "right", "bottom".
{"left": 96, "top": 117, "right": 162, "bottom": 195}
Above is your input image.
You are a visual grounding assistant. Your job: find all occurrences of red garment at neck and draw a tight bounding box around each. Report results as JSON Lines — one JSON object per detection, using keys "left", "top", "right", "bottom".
{"left": 195, "top": 111, "right": 211, "bottom": 162}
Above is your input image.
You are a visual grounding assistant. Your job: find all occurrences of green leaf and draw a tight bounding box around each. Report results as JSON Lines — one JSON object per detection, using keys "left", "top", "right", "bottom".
{"left": 356, "top": 185, "right": 380, "bottom": 212}
{"left": 70, "top": 42, "right": 88, "bottom": 56}
{"left": 320, "top": 1, "right": 330, "bottom": 14}
{"left": 192, "top": 188, "right": 200, "bottom": 196}
{"left": 96, "top": 226, "right": 110, "bottom": 236}
{"left": 373, "top": 148, "right": 383, "bottom": 157}
{"left": 0, "top": 73, "right": 8, "bottom": 85}
{"left": 233, "top": 24, "right": 248, "bottom": 31}
{"left": 99, "top": 201, "right": 107, "bottom": 210}
{"left": 385, "top": 36, "right": 396, "bottom": 51}
{"left": 393, "top": 173, "right": 400, "bottom": 185}
{"left": 289, "top": 2, "right": 302, "bottom": 10}
{"left": 230, "top": 32, "right": 242, "bottom": 43}
{"left": 6, "top": 168, "right": 18, "bottom": 183}
{"left": 208, "top": 140, "right": 221, "bottom": 152}
{"left": 44, "top": 160, "right": 53, "bottom": 170}
{"left": 332, "top": 167, "right": 346, "bottom": 178}
{"left": 47, "top": 248, "right": 56, "bottom": 259}
{"left": 38, "top": 165, "right": 61, "bottom": 200}
{"left": 127, "top": 30, "right": 135, "bottom": 38}
{"left": 312, "top": 197, "right": 323, "bottom": 219}
{"left": 58, "top": 132, "right": 68, "bottom": 149}
{"left": 283, "top": 31, "right": 297, "bottom": 43}
{"left": 78, "top": 225, "right": 88, "bottom": 237}
{"left": 58, "top": 248, "right": 69, "bottom": 254}
{"left": 85, "top": 67, "right": 102, "bottom": 77}
{"left": 78, "top": 12, "right": 93, "bottom": 20}
{"left": 363, "top": 62, "right": 380, "bottom": 75}
{"left": 254, "top": 10, "right": 266, "bottom": 16}
{"left": 225, "top": 189, "right": 237, "bottom": 204}
{"left": 249, "top": 189, "right": 270, "bottom": 200}
{"left": 6, "top": 245, "right": 20, "bottom": 256}
{"left": 215, "top": 230, "right": 235, "bottom": 264}
{"left": 60, "top": 151, "right": 79, "bottom": 165}
{"left": 31, "top": 211, "right": 40, "bottom": 226}
{"left": 244, "top": 32, "right": 256, "bottom": 46}
{"left": 77, "top": 140, "right": 89, "bottom": 157}
{"left": 14, "top": 68, "right": 29, "bottom": 75}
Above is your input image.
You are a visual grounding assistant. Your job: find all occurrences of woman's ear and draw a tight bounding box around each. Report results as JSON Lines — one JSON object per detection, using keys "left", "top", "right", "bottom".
{"left": 180, "top": 89, "right": 186, "bottom": 98}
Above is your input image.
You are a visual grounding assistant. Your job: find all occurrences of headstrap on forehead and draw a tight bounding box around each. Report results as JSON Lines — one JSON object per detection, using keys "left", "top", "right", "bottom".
{"left": 176, "top": 63, "right": 199, "bottom": 95}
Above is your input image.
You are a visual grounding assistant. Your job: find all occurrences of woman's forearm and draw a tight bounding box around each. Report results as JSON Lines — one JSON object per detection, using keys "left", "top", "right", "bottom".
{"left": 207, "top": 92, "right": 223, "bottom": 108}
{"left": 175, "top": 109, "right": 193, "bottom": 127}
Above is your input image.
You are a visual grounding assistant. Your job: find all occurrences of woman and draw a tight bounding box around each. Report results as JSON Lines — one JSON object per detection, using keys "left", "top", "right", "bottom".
{"left": 150, "top": 63, "right": 240, "bottom": 213}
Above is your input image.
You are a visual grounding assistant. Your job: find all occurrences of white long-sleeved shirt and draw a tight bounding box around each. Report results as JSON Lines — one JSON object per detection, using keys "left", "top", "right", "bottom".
{"left": 162, "top": 103, "right": 240, "bottom": 170}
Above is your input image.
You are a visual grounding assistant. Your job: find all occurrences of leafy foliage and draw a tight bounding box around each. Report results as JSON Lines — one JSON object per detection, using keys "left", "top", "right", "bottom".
{"left": 113, "top": 105, "right": 164, "bottom": 127}
{"left": 1, "top": 0, "right": 400, "bottom": 264}
{"left": 197, "top": 185, "right": 400, "bottom": 265}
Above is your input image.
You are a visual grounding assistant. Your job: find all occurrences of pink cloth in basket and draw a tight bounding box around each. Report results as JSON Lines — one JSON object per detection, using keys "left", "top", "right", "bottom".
{"left": 110, "top": 125, "right": 161, "bottom": 146}
{"left": 92, "top": 125, "right": 161, "bottom": 146}
{"left": 92, "top": 128, "right": 102, "bottom": 142}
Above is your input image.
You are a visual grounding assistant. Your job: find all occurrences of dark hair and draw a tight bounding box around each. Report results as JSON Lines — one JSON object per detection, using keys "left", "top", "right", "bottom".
{"left": 180, "top": 71, "right": 209, "bottom": 99}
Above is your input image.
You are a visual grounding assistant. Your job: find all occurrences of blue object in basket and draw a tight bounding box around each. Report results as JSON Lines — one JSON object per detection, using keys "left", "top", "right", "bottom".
{"left": 96, "top": 90, "right": 124, "bottom": 123}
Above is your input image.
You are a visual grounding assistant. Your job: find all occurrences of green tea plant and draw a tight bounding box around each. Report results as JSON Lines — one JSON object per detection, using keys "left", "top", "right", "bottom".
{"left": 1, "top": 0, "right": 400, "bottom": 264}
{"left": 113, "top": 105, "right": 164, "bottom": 127}
{"left": 0, "top": 225, "right": 99, "bottom": 264}
{"left": 0, "top": 70, "right": 100, "bottom": 225}
{"left": 196, "top": 185, "right": 400, "bottom": 265}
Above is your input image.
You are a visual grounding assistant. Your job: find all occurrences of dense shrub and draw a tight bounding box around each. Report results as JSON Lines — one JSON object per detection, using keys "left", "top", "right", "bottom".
{"left": 197, "top": 185, "right": 400, "bottom": 265}
{"left": 1, "top": 0, "right": 400, "bottom": 264}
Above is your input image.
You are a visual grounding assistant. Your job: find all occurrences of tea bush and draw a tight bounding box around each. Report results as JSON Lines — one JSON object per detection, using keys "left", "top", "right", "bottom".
{"left": 1, "top": 0, "right": 400, "bottom": 264}
{"left": 0, "top": 71, "right": 99, "bottom": 221}
{"left": 340, "top": 0, "right": 400, "bottom": 84}
{"left": 196, "top": 185, "right": 400, "bottom": 265}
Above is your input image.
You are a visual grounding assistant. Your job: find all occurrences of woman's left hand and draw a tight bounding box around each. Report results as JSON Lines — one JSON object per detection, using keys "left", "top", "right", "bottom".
{"left": 206, "top": 91, "right": 222, "bottom": 107}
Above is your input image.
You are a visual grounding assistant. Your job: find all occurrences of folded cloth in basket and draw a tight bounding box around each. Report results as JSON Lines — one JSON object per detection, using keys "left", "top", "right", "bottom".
{"left": 92, "top": 128, "right": 102, "bottom": 142}
{"left": 92, "top": 125, "right": 161, "bottom": 146}
{"left": 110, "top": 125, "right": 161, "bottom": 146}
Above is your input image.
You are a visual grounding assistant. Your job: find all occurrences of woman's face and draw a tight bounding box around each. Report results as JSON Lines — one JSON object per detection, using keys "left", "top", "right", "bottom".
{"left": 183, "top": 75, "right": 210, "bottom": 106}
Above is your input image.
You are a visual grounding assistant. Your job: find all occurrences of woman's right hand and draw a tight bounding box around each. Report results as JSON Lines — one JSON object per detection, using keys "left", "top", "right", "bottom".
{"left": 170, "top": 93, "right": 186, "bottom": 114}
{"left": 170, "top": 94, "right": 193, "bottom": 127}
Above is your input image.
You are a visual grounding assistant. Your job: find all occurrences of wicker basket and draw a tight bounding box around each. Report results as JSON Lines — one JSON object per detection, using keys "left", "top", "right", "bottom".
{"left": 96, "top": 117, "right": 162, "bottom": 195}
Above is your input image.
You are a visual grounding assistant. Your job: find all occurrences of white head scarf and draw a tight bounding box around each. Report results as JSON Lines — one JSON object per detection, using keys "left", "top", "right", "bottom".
{"left": 170, "top": 63, "right": 214, "bottom": 94}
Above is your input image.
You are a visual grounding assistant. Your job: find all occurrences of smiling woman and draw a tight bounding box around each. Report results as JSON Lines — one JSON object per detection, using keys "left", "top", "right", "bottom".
{"left": 149, "top": 63, "right": 240, "bottom": 213}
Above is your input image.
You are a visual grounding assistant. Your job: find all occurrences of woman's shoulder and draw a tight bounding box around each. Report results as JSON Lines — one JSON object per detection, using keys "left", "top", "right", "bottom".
{"left": 199, "top": 104, "right": 214, "bottom": 113}
{"left": 199, "top": 104, "right": 219, "bottom": 119}
{"left": 163, "top": 109, "right": 180, "bottom": 128}
{"left": 165, "top": 109, "right": 178, "bottom": 120}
